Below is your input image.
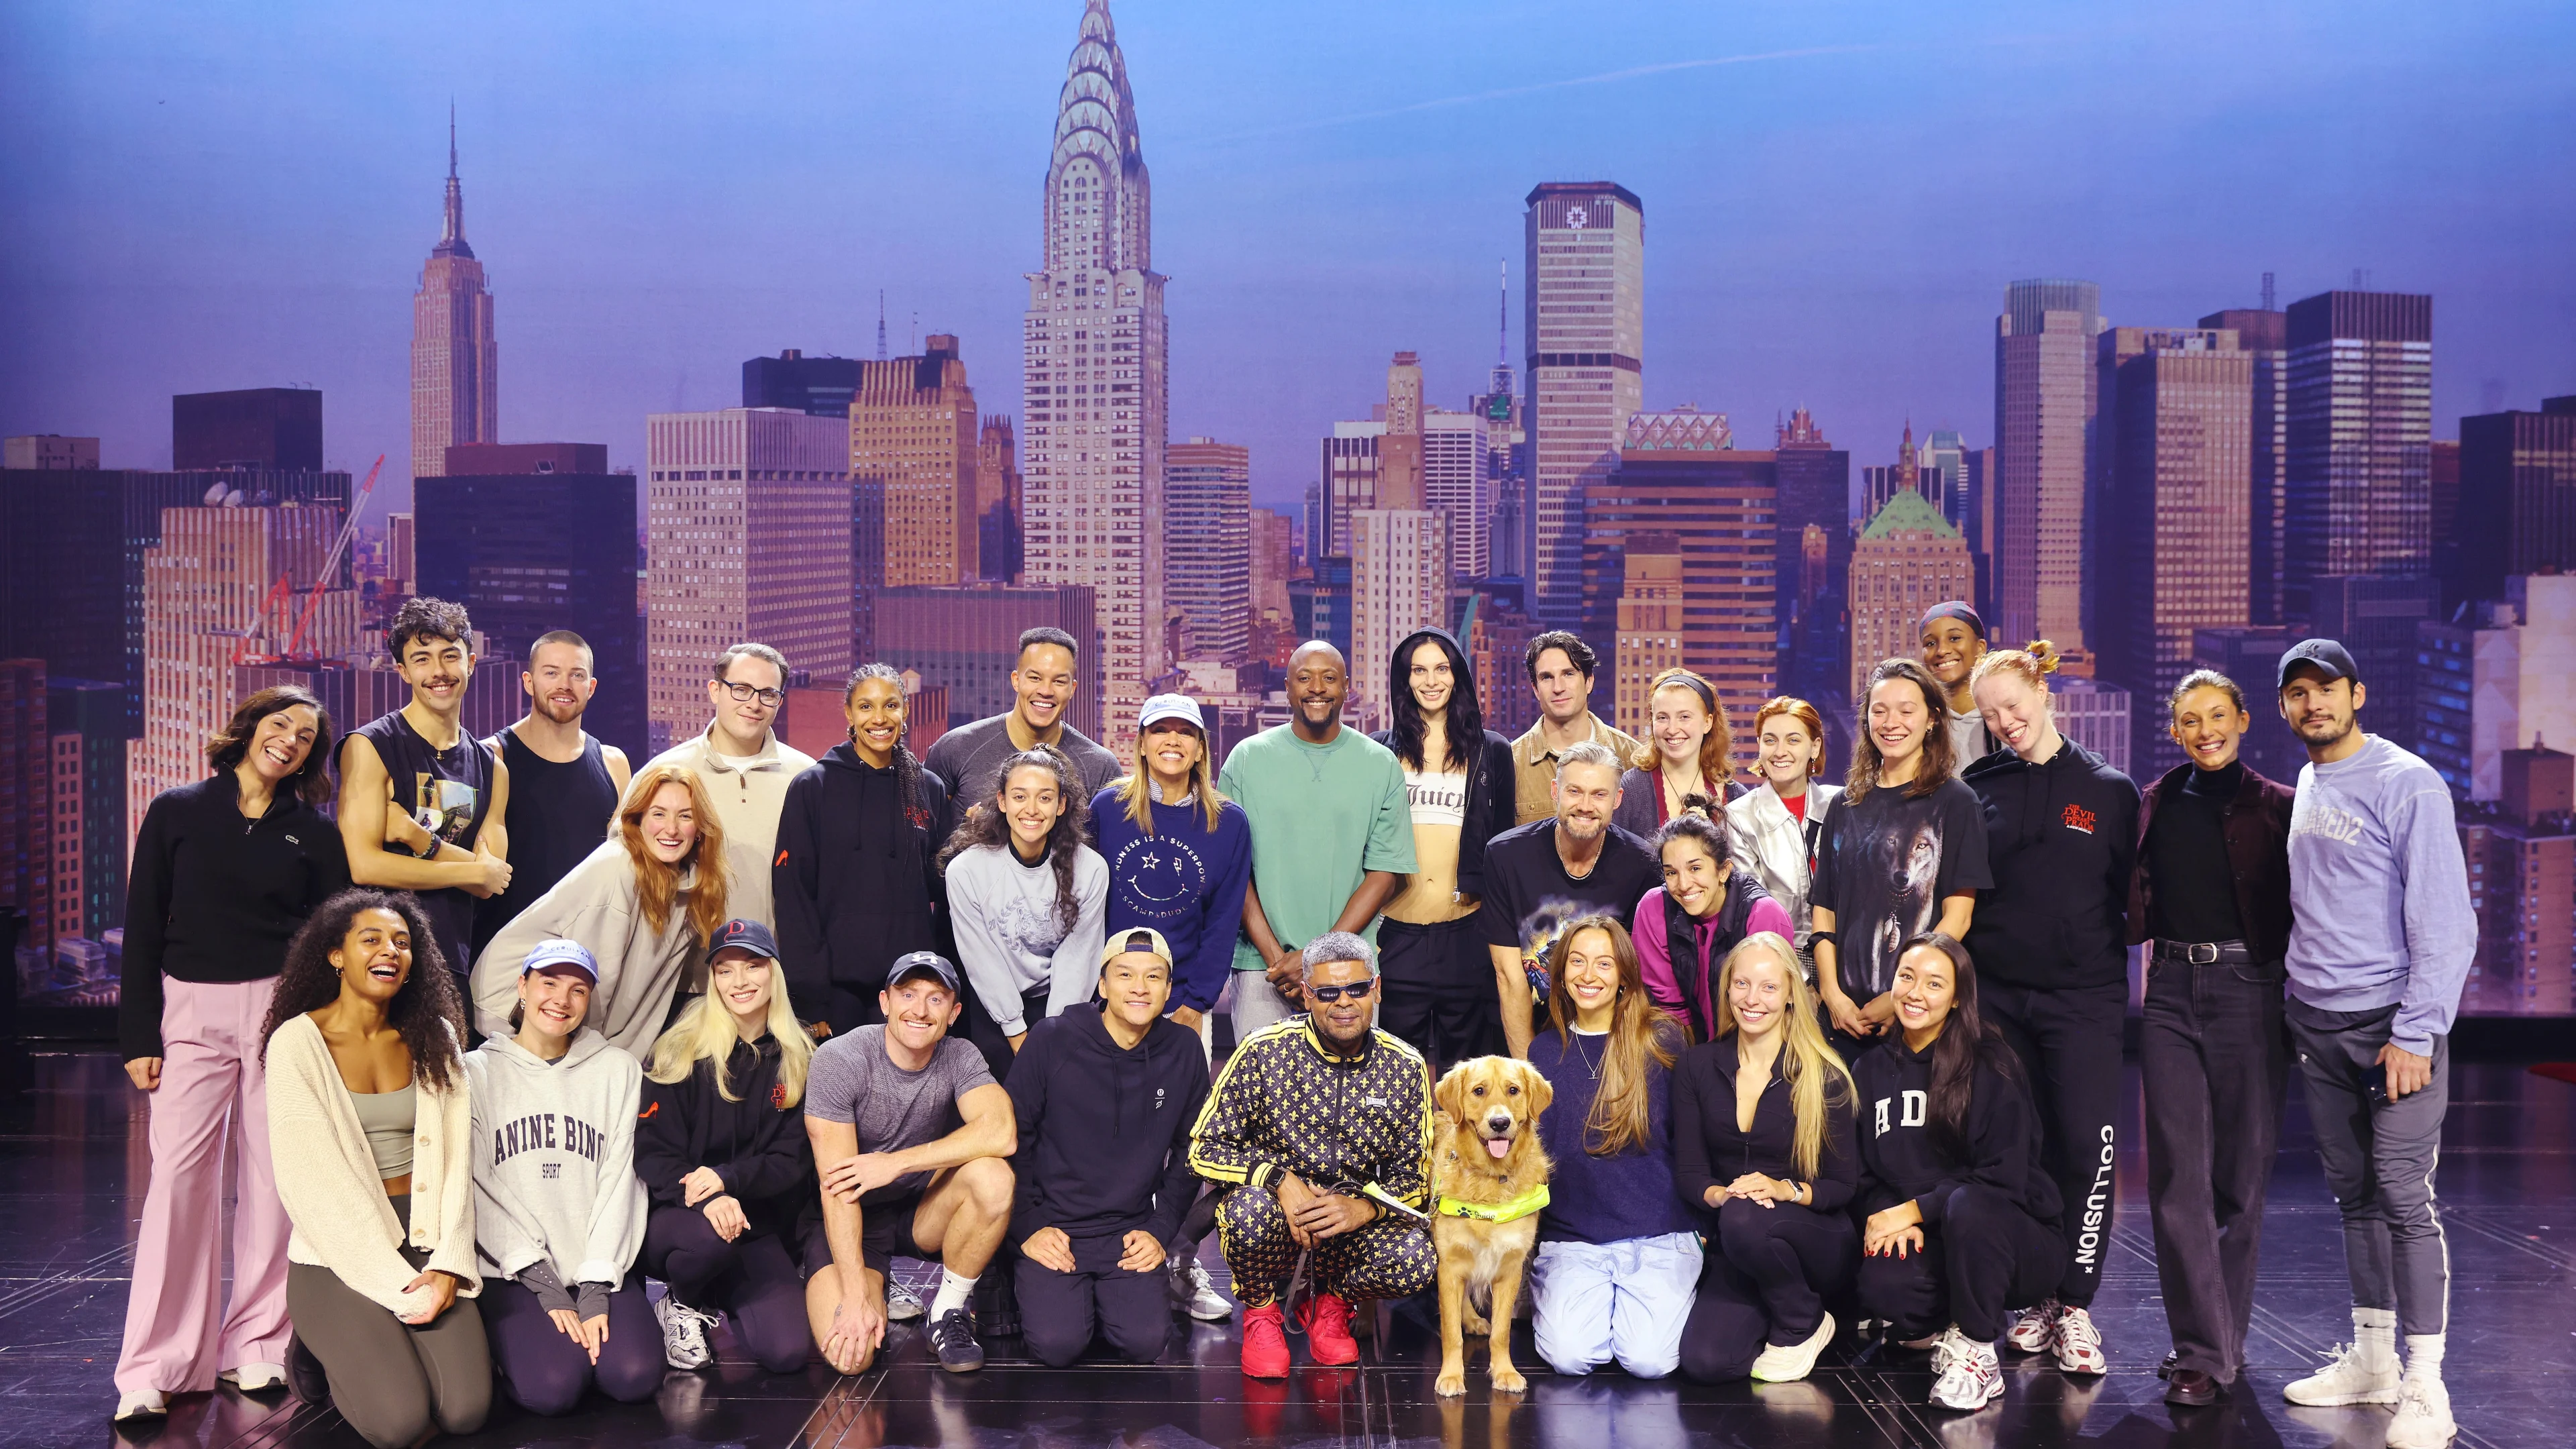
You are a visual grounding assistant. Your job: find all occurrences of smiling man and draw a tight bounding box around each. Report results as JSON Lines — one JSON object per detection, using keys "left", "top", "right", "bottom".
{"left": 1478, "top": 742, "right": 1662, "bottom": 1056}
{"left": 643, "top": 643, "right": 813, "bottom": 936}
{"left": 1511, "top": 631, "right": 1644, "bottom": 826}
{"left": 472, "top": 631, "right": 632, "bottom": 957}
{"left": 926, "top": 626, "right": 1123, "bottom": 810}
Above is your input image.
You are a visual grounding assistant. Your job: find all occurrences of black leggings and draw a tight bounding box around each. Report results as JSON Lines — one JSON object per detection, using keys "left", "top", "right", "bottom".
{"left": 1854, "top": 1185, "right": 2065, "bottom": 1342}
{"left": 642, "top": 1205, "right": 816, "bottom": 1373}
{"left": 1376, "top": 913, "right": 1501, "bottom": 1073}
{"left": 1679, "top": 1199, "right": 1858, "bottom": 1381}
{"left": 1982, "top": 979, "right": 2125, "bottom": 1308}
{"left": 482, "top": 1277, "right": 662, "bottom": 1415}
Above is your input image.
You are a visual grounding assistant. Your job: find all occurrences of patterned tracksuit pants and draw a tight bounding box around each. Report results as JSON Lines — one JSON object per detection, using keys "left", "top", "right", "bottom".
{"left": 1214, "top": 1185, "right": 1435, "bottom": 1308}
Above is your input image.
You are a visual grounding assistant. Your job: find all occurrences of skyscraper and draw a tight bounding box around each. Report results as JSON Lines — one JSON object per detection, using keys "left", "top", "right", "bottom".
{"left": 1320, "top": 419, "right": 1383, "bottom": 558}
{"left": 0, "top": 660, "right": 50, "bottom": 953}
{"left": 743, "top": 350, "right": 863, "bottom": 419}
{"left": 1860, "top": 421, "right": 1929, "bottom": 519}
{"left": 2457, "top": 398, "right": 2576, "bottom": 606}
{"left": 643, "top": 409, "right": 852, "bottom": 751}
{"left": 2198, "top": 307, "right": 2288, "bottom": 623}
{"left": 1020, "top": 0, "right": 1167, "bottom": 748}
{"left": 1423, "top": 409, "right": 1491, "bottom": 580}
{"left": 1350, "top": 509, "right": 1448, "bottom": 707}
{"left": 1921, "top": 428, "right": 1968, "bottom": 528}
{"left": 976, "top": 415, "right": 1024, "bottom": 583}
{"left": 1164, "top": 437, "right": 1251, "bottom": 662}
{"left": 1613, "top": 537, "right": 1684, "bottom": 739}
{"left": 850, "top": 334, "right": 979, "bottom": 588}
{"left": 1848, "top": 489, "right": 1974, "bottom": 702}
{"left": 1525, "top": 182, "right": 1644, "bottom": 626}
{"left": 411, "top": 115, "right": 497, "bottom": 482}
{"left": 174, "top": 390, "right": 323, "bottom": 472}
{"left": 2283, "top": 290, "right": 2433, "bottom": 614}
{"left": 1771, "top": 409, "right": 1854, "bottom": 706}
{"left": 1994, "top": 279, "right": 2102, "bottom": 653}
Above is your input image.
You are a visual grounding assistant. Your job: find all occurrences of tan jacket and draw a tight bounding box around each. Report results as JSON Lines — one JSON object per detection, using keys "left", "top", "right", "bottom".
{"left": 266, "top": 1014, "right": 480, "bottom": 1314}
{"left": 1510, "top": 712, "right": 1645, "bottom": 825}
{"left": 644, "top": 724, "right": 814, "bottom": 933}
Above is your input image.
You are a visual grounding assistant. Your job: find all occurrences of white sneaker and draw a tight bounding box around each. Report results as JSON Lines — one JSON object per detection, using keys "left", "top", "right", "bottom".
{"left": 112, "top": 1389, "right": 167, "bottom": 1422}
{"left": 2004, "top": 1299, "right": 2059, "bottom": 1354}
{"left": 2284, "top": 1340, "right": 2401, "bottom": 1407}
{"left": 2383, "top": 1375, "right": 2457, "bottom": 1449}
{"left": 655, "top": 1294, "right": 718, "bottom": 1370}
{"left": 2051, "top": 1304, "right": 2106, "bottom": 1375}
{"left": 1167, "top": 1252, "right": 1232, "bottom": 1322}
{"left": 885, "top": 1276, "right": 926, "bottom": 1322}
{"left": 1929, "top": 1327, "right": 2004, "bottom": 1412}
{"left": 1750, "top": 1311, "right": 1834, "bottom": 1383}
{"left": 1898, "top": 1328, "right": 1947, "bottom": 1350}
{"left": 221, "top": 1362, "right": 288, "bottom": 1392}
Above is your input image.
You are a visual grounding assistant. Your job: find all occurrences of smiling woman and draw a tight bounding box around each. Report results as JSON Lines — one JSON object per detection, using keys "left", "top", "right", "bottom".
{"left": 941, "top": 747, "right": 1110, "bottom": 1081}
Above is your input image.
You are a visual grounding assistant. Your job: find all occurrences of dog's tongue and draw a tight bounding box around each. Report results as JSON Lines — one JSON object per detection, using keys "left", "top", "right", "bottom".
{"left": 1484, "top": 1136, "right": 1511, "bottom": 1159}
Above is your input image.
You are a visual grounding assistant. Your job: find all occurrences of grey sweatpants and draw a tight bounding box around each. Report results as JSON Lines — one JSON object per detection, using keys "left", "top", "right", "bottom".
{"left": 2285, "top": 997, "right": 2451, "bottom": 1337}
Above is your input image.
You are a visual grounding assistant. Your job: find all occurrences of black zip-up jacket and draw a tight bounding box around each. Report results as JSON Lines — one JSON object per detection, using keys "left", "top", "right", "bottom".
{"left": 771, "top": 742, "right": 953, "bottom": 1004}
{"left": 635, "top": 1032, "right": 816, "bottom": 1238}
{"left": 1960, "top": 738, "right": 2140, "bottom": 991}
{"left": 1670, "top": 1033, "right": 1858, "bottom": 1214}
{"left": 1006, "top": 1007, "right": 1210, "bottom": 1244}
{"left": 1851, "top": 1032, "right": 2059, "bottom": 1225}
{"left": 119, "top": 774, "right": 351, "bottom": 1061}
{"left": 2127, "top": 760, "right": 2296, "bottom": 963}
{"left": 1372, "top": 627, "right": 1517, "bottom": 900}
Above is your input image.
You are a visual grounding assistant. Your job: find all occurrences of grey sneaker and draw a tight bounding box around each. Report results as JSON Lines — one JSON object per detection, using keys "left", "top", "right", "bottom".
{"left": 655, "top": 1293, "right": 716, "bottom": 1370}
{"left": 1168, "top": 1251, "right": 1232, "bottom": 1321}
{"left": 885, "top": 1275, "right": 926, "bottom": 1322}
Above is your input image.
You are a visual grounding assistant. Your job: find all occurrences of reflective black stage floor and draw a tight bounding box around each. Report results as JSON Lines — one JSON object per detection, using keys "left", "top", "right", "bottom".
{"left": 5, "top": 1051, "right": 2569, "bottom": 1449}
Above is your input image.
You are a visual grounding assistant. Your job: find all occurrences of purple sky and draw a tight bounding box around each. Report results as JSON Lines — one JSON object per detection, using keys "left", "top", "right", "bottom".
{"left": 3, "top": 0, "right": 2571, "bottom": 514}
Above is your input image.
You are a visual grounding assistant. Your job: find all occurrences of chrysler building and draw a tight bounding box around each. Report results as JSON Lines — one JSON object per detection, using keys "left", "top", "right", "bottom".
{"left": 1022, "top": 0, "right": 1167, "bottom": 747}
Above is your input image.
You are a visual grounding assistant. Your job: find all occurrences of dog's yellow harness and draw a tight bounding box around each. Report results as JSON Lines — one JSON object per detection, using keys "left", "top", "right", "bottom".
{"left": 1433, "top": 1185, "right": 1552, "bottom": 1224}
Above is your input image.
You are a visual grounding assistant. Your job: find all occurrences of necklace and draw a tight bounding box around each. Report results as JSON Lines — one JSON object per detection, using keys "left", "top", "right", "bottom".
{"left": 1572, "top": 1029, "right": 1607, "bottom": 1081}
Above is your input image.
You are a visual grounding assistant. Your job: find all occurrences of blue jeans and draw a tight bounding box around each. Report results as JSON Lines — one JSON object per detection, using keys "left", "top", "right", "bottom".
{"left": 1528, "top": 1232, "right": 1702, "bottom": 1379}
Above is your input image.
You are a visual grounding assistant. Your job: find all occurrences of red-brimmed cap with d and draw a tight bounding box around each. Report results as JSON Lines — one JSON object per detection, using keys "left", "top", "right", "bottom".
{"left": 706, "top": 918, "right": 780, "bottom": 963}
{"left": 2277, "top": 638, "right": 2360, "bottom": 690}
{"left": 522, "top": 938, "right": 599, "bottom": 982}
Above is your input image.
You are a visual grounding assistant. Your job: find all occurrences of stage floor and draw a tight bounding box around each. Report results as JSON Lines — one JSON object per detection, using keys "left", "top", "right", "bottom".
{"left": 5, "top": 1049, "right": 2567, "bottom": 1449}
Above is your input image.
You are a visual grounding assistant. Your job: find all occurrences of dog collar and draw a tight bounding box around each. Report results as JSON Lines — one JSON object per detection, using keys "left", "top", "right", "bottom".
{"left": 1434, "top": 1185, "right": 1551, "bottom": 1224}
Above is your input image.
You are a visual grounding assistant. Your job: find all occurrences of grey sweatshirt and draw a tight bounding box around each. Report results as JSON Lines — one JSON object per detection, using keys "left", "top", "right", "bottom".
{"left": 2286, "top": 735, "right": 2475, "bottom": 1052}
{"left": 943, "top": 841, "right": 1109, "bottom": 1036}
{"left": 464, "top": 1028, "right": 649, "bottom": 1295}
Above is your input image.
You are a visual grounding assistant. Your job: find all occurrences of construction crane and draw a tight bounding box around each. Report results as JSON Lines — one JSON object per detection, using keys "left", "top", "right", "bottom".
{"left": 233, "top": 453, "right": 384, "bottom": 665}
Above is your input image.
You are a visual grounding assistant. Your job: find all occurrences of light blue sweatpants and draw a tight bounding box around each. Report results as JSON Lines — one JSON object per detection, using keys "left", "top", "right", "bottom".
{"left": 1528, "top": 1230, "right": 1703, "bottom": 1379}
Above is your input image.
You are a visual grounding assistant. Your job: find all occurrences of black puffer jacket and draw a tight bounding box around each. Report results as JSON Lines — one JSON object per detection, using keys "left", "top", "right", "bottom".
{"left": 1960, "top": 739, "right": 2139, "bottom": 991}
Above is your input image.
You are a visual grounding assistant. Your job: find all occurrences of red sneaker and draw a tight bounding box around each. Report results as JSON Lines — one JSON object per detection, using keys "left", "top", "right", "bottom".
{"left": 1299, "top": 1292, "right": 1360, "bottom": 1366}
{"left": 1240, "top": 1303, "right": 1291, "bottom": 1379}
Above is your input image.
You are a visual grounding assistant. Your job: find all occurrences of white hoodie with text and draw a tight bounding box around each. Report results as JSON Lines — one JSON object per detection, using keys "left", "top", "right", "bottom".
{"left": 464, "top": 1027, "right": 649, "bottom": 1289}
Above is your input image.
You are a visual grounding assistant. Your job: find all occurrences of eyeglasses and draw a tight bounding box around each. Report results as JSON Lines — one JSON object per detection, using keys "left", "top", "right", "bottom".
{"left": 719, "top": 680, "right": 786, "bottom": 708}
{"left": 1305, "top": 978, "right": 1377, "bottom": 1004}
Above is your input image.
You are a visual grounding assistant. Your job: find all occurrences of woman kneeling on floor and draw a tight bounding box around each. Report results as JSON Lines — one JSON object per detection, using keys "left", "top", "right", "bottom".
{"left": 1851, "top": 932, "right": 2066, "bottom": 1413}
{"left": 1672, "top": 930, "right": 1858, "bottom": 1383}
{"left": 466, "top": 937, "right": 661, "bottom": 1413}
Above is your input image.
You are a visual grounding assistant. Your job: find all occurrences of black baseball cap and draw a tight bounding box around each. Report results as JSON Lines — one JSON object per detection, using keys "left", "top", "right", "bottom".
{"left": 2277, "top": 638, "right": 2360, "bottom": 690}
{"left": 706, "top": 918, "right": 780, "bottom": 963}
{"left": 886, "top": 950, "right": 961, "bottom": 995}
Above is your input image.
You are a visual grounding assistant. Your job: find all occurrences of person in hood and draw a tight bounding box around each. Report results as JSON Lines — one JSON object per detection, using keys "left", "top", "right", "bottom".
{"left": 1851, "top": 932, "right": 2064, "bottom": 1415}
{"left": 771, "top": 663, "right": 953, "bottom": 1037}
{"left": 473, "top": 763, "right": 729, "bottom": 1061}
{"left": 1006, "top": 928, "right": 1212, "bottom": 1366}
{"left": 1960, "top": 645, "right": 2138, "bottom": 1378}
{"left": 1368, "top": 627, "right": 1517, "bottom": 1071}
{"left": 465, "top": 938, "right": 657, "bottom": 1415}
{"left": 941, "top": 747, "right": 1110, "bottom": 1082}
{"left": 1633, "top": 807, "right": 1794, "bottom": 1042}
{"left": 1725, "top": 697, "right": 1843, "bottom": 973}
{"left": 637, "top": 920, "right": 823, "bottom": 1375}
{"left": 1615, "top": 667, "right": 1743, "bottom": 838}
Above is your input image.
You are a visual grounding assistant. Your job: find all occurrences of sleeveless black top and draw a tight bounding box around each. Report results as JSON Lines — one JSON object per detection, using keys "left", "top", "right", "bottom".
{"left": 354, "top": 708, "right": 494, "bottom": 978}
{"left": 472, "top": 728, "right": 621, "bottom": 957}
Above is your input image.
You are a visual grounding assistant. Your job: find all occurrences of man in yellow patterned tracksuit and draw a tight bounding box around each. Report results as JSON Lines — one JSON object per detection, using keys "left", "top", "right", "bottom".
{"left": 1191, "top": 933, "right": 1435, "bottom": 1377}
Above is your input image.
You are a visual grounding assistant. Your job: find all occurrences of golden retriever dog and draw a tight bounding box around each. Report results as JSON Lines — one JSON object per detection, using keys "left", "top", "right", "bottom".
{"left": 1430, "top": 1055, "right": 1553, "bottom": 1397}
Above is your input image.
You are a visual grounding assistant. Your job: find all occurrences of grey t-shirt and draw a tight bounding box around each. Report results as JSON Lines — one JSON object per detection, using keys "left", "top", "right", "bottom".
{"left": 924, "top": 714, "right": 1125, "bottom": 813}
{"left": 803, "top": 1026, "right": 996, "bottom": 1205}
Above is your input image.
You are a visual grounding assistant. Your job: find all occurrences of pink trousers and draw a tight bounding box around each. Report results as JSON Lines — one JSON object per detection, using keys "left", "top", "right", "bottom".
{"left": 113, "top": 977, "right": 292, "bottom": 1395}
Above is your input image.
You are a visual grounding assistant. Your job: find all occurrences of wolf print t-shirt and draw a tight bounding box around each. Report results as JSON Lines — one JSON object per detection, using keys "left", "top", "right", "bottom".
{"left": 1809, "top": 777, "right": 1991, "bottom": 1002}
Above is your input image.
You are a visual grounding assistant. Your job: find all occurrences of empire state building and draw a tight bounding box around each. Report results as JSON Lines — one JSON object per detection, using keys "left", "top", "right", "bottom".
{"left": 411, "top": 115, "right": 497, "bottom": 480}
{"left": 1022, "top": 0, "right": 1167, "bottom": 747}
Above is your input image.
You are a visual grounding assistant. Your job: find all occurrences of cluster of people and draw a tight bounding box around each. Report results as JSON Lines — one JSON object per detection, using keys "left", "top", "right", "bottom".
{"left": 107, "top": 591, "right": 2472, "bottom": 1449}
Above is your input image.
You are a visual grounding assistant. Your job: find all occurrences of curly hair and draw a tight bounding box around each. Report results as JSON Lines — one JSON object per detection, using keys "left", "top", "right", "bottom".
{"left": 205, "top": 684, "right": 337, "bottom": 808}
{"left": 260, "top": 889, "right": 466, "bottom": 1093}
{"left": 387, "top": 596, "right": 473, "bottom": 664}
{"left": 938, "top": 746, "right": 1090, "bottom": 937}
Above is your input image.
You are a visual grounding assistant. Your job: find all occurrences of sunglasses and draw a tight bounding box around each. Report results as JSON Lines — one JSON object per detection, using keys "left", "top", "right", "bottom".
{"left": 1304, "top": 978, "right": 1377, "bottom": 1004}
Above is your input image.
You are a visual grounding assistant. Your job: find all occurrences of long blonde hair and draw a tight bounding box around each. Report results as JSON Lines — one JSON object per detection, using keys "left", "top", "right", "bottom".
{"left": 645, "top": 966, "right": 814, "bottom": 1106}
{"left": 1545, "top": 914, "right": 1680, "bottom": 1158}
{"left": 619, "top": 763, "right": 729, "bottom": 945}
{"left": 1714, "top": 931, "right": 1854, "bottom": 1181}
{"left": 1114, "top": 720, "right": 1228, "bottom": 835}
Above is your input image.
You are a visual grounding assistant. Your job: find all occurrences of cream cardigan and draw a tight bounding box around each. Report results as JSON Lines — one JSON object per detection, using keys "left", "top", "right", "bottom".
{"left": 266, "top": 1013, "right": 480, "bottom": 1314}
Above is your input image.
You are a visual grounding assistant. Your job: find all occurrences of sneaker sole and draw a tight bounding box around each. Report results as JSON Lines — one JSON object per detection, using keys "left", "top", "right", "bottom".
{"left": 2283, "top": 1385, "right": 2400, "bottom": 1407}
{"left": 1187, "top": 1303, "right": 1234, "bottom": 1322}
{"left": 1930, "top": 1384, "right": 2004, "bottom": 1412}
{"left": 2057, "top": 1351, "right": 2109, "bottom": 1377}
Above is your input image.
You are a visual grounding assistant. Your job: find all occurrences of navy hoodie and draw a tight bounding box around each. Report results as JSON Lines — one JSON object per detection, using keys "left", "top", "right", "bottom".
{"left": 1089, "top": 786, "right": 1252, "bottom": 1018}
{"left": 1851, "top": 1030, "right": 2059, "bottom": 1226}
{"left": 1006, "top": 1007, "right": 1210, "bottom": 1244}
{"left": 771, "top": 741, "right": 953, "bottom": 1003}
{"left": 1960, "top": 738, "right": 2140, "bottom": 991}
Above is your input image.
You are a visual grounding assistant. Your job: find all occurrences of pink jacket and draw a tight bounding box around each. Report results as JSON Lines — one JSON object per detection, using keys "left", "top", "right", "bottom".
{"left": 1633, "top": 881, "right": 1795, "bottom": 1039}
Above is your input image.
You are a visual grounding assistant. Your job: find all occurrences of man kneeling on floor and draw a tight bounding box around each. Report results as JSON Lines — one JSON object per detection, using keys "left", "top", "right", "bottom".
{"left": 1006, "top": 928, "right": 1213, "bottom": 1366}
{"left": 1189, "top": 932, "right": 1436, "bottom": 1377}
{"left": 804, "top": 951, "right": 1016, "bottom": 1375}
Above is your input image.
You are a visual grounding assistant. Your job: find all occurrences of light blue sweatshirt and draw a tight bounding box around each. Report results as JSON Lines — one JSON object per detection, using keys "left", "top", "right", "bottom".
{"left": 2286, "top": 735, "right": 2475, "bottom": 1052}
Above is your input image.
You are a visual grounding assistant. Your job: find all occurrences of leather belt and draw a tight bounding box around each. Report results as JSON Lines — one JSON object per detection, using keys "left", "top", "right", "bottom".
{"left": 2153, "top": 939, "right": 2252, "bottom": 965}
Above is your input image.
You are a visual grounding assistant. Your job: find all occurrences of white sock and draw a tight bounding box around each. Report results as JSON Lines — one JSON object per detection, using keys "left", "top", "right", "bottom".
{"left": 930, "top": 1270, "right": 977, "bottom": 1320}
{"left": 2355, "top": 1306, "right": 2398, "bottom": 1370}
{"left": 2404, "top": 1332, "right": 2445, "bottom": 1382}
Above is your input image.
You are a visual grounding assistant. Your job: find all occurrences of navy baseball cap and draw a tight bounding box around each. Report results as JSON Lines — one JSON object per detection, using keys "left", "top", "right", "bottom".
{"left": 522, "top": 938, "right": 599, "bottom": 982}
{"left": 886, "top": 951, "right": 961, "bottom": 995}
{"left": 2277, "top": 638, "right": 2360, "bottom": 689}
{"left": 706, "top": 918, "right": 780, "bottom": 963}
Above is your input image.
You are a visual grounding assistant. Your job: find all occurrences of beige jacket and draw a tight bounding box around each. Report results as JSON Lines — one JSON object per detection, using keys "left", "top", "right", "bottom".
{"left": 266, "top": 1014, "right": 480, "bottom": 1314}
{"left": 472, "top": 839, "right": 702, "bottom": 1062}
{"left": 644, "top": 724, "right": 813, "bottom": 933}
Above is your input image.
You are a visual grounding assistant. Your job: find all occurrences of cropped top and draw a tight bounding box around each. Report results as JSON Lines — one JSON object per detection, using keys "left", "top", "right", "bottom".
{"left": 350, "top": 1082, "right": 418, "bottom": 1181}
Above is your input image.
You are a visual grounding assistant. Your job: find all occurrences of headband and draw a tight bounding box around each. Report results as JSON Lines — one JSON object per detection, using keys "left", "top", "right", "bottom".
{"left": 1919, "top": 600, "right": 1986, "bottom": 638}
{"left": 1653, "top": 670, "right": 1717, "bottom": 714}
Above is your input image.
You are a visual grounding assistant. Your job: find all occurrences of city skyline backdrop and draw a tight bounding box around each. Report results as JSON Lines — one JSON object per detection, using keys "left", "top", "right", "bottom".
{"left": 5, "top": 0, "right": 2573, "bottom": 511}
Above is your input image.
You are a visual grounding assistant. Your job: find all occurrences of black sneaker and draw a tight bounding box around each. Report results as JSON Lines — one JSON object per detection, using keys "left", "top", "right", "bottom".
{"left": 286, "top": 1333, "right": 331, "bottom": 1407}
{"left": 930, "top": 1307, "right": 985, "bottom": 1373}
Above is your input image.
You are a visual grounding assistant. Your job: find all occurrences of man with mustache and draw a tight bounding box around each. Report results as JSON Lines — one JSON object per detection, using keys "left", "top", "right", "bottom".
{"left": 339, "top": 594, "right": 513, "bottom": 984}
{"left": 1478, "top": 742, "right": 1662, "bottom": 1057}
{"left": 472, "top": 630, "right": 632, "bottom": 957}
